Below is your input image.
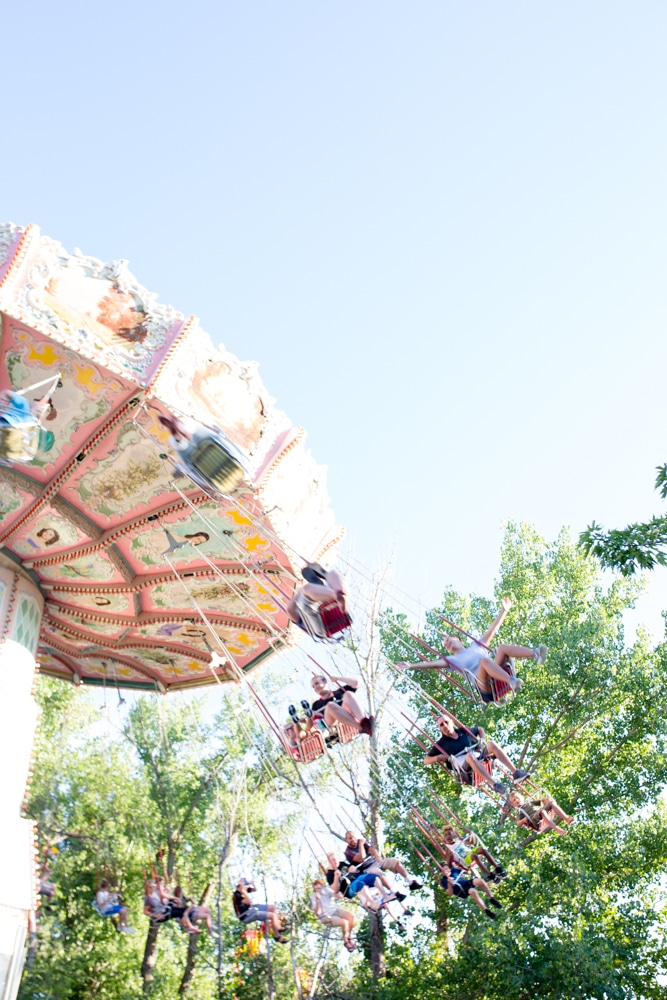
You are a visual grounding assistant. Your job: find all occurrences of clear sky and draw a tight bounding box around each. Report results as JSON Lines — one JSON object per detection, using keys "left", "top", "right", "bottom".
{"left": 4, "top": 1, "right": 667, "bottom": 636}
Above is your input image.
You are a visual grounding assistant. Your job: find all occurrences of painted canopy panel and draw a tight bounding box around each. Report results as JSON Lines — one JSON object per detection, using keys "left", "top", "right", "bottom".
{"left": 0, "top": 222, "right": 344, "bottom": 691}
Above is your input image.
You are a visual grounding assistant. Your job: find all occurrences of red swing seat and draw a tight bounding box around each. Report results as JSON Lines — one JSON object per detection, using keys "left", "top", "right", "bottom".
{"left": 319, "top": 601, "right": 352, "bottom": 639}
{"left": 285, "top": 729, "right": 327, "bottom": 764}
{"left": 333, "top": 721, "right": 358, "bottom": 745}
{"left": 472, "top": 756, "right": 493, "bottom": 788}
{"left": 490, "top": 661, "right": 514, "bottom": 703}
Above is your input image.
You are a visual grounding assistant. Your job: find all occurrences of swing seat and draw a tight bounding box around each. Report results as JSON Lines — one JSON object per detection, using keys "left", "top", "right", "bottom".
{"left": 188, "top": 437, "right": 246, "bottom": 494}
{"left": 285, "top": 729, "right": 327, "bottom": 763}
{"left": 490, "top": 659, "right": 514, "bottom": 703}
{"left": 0, "top": 422, "right": 40, "bottom": 464}
{"left": 319, "top": 602, "right": 352, "bottom": 639}
{"left": 473, "top": 757, "right": 493, "bottom": 788}
{"left": 243, "top": 924, "right": 265, "bottom": 956}
{"left": 333, "top": 721, "right": 358, "bottom": 745}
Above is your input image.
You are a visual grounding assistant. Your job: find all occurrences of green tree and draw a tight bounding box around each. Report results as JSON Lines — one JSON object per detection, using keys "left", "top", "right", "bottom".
{"left": 372, "top": 523, "right": 667, "bottom": 1000}
{"left": 19, "top": 682, "right": 295, "bottom": 999}
{"left": 580, "top": 462, "right": 667, "bottom": 575}
{"left": 19, "top": 675, "right": 343, "bottom": 1000}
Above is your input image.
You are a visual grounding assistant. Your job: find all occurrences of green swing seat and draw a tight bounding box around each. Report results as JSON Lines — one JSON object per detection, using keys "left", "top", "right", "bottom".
{"left": 188, "top": 437, "right": 246, "bottom": 495}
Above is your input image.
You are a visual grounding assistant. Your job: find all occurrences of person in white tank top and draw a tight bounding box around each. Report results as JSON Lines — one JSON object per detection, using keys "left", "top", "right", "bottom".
{"left": 398, "top": 597, "right": 547, "bottom": 701}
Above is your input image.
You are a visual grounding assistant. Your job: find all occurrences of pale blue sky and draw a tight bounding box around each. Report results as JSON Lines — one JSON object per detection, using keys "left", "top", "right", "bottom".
{"left": 4, "top": 1, "right": 667, "bottom": 634}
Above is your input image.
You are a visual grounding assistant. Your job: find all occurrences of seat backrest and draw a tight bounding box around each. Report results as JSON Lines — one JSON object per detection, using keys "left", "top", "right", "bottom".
{"left": 334, "top": 722, "right": 358, "bottom": 745}
{"left": 319, "top": 602, "right": 352, "bottom": 638}
{"left": 472, "top": 758, "right": 493, "bottom": 788}
{"left": 0, "top": 424, "right": 37, "bottom": 462}
{"left": 300, "top": 731, "right": 328, "bottom": 763}
{"left": 189, "top": 438, "right": 245, "bottom": 494}
{"left": 490, "top": 661, "right": 513, "bottom": 703}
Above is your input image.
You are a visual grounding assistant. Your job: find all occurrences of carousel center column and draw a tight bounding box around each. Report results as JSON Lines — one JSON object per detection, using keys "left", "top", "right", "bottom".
{"left": 0, "top": 557, "right": 43, "bottom": 1000}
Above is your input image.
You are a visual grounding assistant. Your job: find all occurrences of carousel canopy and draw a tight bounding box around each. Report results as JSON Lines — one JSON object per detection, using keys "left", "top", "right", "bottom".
{"left": 0, "top": 223, "right": 343, "bottom": 691}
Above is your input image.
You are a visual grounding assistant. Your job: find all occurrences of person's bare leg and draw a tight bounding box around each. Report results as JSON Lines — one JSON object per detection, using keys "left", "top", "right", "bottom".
{"left": 545, "top": 799, "right": 574, "bottom": 824}
{"left": 485, "top": 740, "right": 519, "bottom": 774}
{"left": 477, "top": 847, "right": 499, "bottom": 868}
{"left": 324, "top": 702, "right": 361, "bottom": 732}
{"left": 325, "top": 569, "right": 348, "bottom": 613}
{"left": 390, "top": 861, "right": 409, "bottom": 880}
{"left": 375, "top": 874, "right": 394, "bottom": 896}
{"left": 473, "top": 878, "right": 494, "bottom": 900}
{"left": 467, "top": 752, "right": 500, "bottom": 789}
{"left": 301, "top": 582, "right": 338, "bottom": 604}
{"left": 495, "top": 644, "right": 537, "bottom": 662}
{"left": 468, "top": 888, "right": 487, "bottom": 912}
{"left": 471, "top": 856, "right": 492, "bottom": 878}
{"left": 340, "top": 690, "right": 365, "bottom": 722}
{"left": 379, "top": 899, "right": 404, "bottom": 925}
{"left": 540, "top": 812, "right": 568, "bottom": 835}
{"left": 477, "top": 656, "right": 521, "bottom": 690}
{"left": 326, "top": 915, "right": 347, "bottom": 933}
{"left": 358, "top": 888, "right": 380, "bottom": 911}
{"left": 399, "top": 660, "right": 447, "bottom": 672}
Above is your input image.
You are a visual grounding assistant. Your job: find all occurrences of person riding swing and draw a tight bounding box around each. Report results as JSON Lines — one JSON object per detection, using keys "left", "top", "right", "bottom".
{"left": 232, "top": 879, "right": 289, "bottom": 943}
{"left": 157, "top": 411, "right": 247, "bottom": 496}
{"left": 0, "top": 388, "right": 57, "bottom": 466}
{"left": 424, "top": 712, "right": 530, "bottom": 796}
{"left": 95, "top": 879, "right": 135, "bottom": 932}
{"left": 287, "top": 564, "right": 352, "bottom": 640}
{"left": 399, "top": 597, "right": 547, "bottom": 702}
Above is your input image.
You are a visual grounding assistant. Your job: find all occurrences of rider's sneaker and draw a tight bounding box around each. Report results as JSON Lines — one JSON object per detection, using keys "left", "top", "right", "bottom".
{"left": 493, "top": 781, "right": 509, "bottom": 796}
{"left": 300, "top": 699, "right": 313, "bottom": 718}
{"left": 533, "top": 644, "right": 548, "bottom": 665}
{"left": 512, "top": 769, "right": 530, "bottom": 783}
{"left": 408, "top": 879, "right": 423, "bottom": 891}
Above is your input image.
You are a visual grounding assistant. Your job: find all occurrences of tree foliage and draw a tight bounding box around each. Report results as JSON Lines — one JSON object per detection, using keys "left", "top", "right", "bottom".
{"left": 580, "top": 462, "right": 667, "bottom": 575}
{"left": 18, "top": 523, "right": 667, "bottom": 999}
{"left": 376, "top": 523, "right": 667, "bottom": 999}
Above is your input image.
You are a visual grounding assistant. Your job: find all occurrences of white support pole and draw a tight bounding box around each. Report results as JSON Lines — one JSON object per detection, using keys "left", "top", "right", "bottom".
{"left": 0, "top": 563, "right": 43, "bottom": 1000}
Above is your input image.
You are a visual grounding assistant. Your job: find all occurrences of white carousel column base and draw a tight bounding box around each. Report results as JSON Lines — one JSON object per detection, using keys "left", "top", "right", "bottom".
{"left": 0, "top": 563, "right": 44, "bottom": 1000}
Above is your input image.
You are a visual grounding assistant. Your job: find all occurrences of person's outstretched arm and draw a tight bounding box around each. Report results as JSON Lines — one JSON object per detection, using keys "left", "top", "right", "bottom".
{"left": 398, "top": 660, "right": 447, "bottom": 672}
{"left": 481, "top": 597, "right": 512, "bottom": 646}
{"left": 331, "top": 675, "right": 358, "bottom": 690}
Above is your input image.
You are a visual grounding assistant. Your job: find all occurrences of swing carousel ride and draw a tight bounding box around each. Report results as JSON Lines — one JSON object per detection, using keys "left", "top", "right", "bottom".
{"left": 0, "top": 224, "right": 576, "bottom": 998}
{"left": 0, "top": 222, "right": 343, "bottom": 692}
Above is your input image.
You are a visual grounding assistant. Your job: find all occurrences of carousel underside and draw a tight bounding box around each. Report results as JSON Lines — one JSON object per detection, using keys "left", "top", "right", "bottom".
{"left": 0, "top": 223, "right": 342, "bottom": 690}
